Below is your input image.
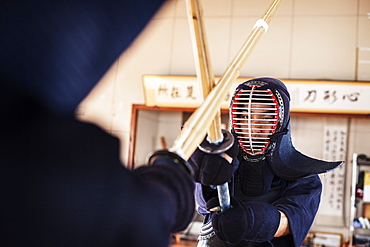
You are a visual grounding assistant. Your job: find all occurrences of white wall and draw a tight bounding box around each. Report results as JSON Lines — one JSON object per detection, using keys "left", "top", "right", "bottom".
{"left": 76, "top": 0, "right": 370, "bottom": 242}
{"left": 78, "top": 0, "right": 370, "bottom": 165}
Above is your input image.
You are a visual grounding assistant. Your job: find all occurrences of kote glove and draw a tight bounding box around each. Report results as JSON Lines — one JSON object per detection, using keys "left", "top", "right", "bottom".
{"left": 188, "top": 136, "right": 239, "bottom": 186}
{"left": 206, "top": 197, "right": 281, "bottom": 244}
{"left": 141, "top": 151, "right": 195, "bottom": 233}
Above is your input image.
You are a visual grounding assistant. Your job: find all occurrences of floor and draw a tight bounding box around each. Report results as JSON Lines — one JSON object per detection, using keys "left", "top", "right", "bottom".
{"left": 170, "top": 240, "right": 197, "bottom": 247}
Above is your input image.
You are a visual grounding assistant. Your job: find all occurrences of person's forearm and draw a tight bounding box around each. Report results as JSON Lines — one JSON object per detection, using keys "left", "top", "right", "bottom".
{"left": 274, "top": 211, "right": 291, "bottom": 237}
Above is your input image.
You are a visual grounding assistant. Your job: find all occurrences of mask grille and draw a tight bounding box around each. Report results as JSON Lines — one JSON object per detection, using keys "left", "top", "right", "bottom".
{"left": 231, "top": 86, "right": 279, "bottom": 155}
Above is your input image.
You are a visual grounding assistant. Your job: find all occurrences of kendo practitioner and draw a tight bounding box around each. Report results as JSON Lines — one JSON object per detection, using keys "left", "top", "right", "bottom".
{"left": 189, "top": 77, "right": 344, "bottom": 247}
{"left": 0, "top": 1, "right": 196, "bottom": 246}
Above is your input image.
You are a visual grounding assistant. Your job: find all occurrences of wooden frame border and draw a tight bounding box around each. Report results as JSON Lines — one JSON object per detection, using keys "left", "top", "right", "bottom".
{"left": 127, "top": 104, "right": 213, "bottom": 169}
{"left": 127, "top": 104, "right": 370, "bottom": 169}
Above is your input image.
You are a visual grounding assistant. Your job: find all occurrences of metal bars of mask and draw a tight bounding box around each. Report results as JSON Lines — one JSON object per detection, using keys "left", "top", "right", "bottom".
{"left": 231, "top": 86, "right": 279, "bottom": 155}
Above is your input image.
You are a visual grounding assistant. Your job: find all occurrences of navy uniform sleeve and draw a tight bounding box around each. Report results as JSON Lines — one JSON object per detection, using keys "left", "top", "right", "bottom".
{"left": 1, "top": 0, "right": 196, "bottom": 246}
{"left": 1, "top": 110, "right": 195, "bottom": 247}
{"left": 273, "top": 174, "right": 322, "bottom": 247}
{"left": 133, "top": 163, "right": 195, "bottom": 233}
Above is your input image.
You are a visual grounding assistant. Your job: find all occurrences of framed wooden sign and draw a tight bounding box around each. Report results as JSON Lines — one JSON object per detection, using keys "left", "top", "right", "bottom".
{"left": 143, "top": 75, "right": 370, "bottom": 115}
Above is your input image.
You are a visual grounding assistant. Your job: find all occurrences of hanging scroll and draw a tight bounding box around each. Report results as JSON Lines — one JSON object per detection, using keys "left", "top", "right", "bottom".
{"left": 315, "top": 119, "right": 347, "bottom": 226}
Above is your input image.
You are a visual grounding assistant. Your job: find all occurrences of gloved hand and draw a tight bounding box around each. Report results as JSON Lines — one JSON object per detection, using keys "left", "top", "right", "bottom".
{"left": 206, "top": 197, "right": 281, "bottom": 244}
{"left": 188, "top": 134, "right": 239, "bottom": 186}
{"left": 138, "top": 151, "right": 195, "bottom": 233}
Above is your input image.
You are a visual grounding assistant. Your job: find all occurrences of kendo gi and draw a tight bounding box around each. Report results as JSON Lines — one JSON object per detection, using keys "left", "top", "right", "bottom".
{"left": 0, "top": 1, "right": 196, "bottom": 246}
{"left": 190, "top": 78, "right": 343, "bottom": 247}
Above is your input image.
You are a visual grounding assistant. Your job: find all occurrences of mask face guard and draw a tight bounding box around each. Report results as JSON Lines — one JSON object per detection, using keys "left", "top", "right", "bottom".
{"left": 231, "top": 85, "right": 279, "bottom": 155}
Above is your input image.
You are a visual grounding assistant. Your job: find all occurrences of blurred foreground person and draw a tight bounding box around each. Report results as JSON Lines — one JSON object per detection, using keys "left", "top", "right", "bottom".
{"left": 189, "top": 77, "right": 344, "bottom": 247}
{"left": 0, "top": 1, "right": 195, "bottom": 246}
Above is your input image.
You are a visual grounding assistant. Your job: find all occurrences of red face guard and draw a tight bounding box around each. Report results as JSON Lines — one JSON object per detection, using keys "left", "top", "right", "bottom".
{"left": 231, "top": 86, "right": 279, "bottom": 155}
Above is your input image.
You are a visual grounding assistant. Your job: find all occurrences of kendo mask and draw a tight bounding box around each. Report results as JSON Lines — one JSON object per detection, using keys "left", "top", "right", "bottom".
{"left": 230, "top": 78, "right": 289, "bottom": 159}
{"left": 230, "top": 77, "right": 343, "bottom": 180}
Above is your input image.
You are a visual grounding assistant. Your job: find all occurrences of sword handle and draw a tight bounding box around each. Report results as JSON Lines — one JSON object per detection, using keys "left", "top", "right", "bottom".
{"left": 217, "top": 182, "right": 230, "bottom": 212}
